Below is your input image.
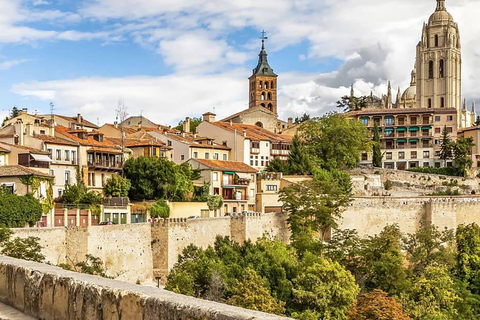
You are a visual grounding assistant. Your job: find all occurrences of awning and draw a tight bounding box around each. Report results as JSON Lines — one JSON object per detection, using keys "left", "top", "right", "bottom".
{"left": 422, "top": 126, "right": 432, "bottom": 130}
{"left": 384, "top": 128, "right": 394, "bottom": 131}
{"left": 409, "top": 139, "right": 419, "bottom": 142}
{"left": 409, "top": 127, "right": 419, "bottom": 131}
{"left": 223, "top": 171, "right": 235, "bottom": 175}
{"left": 396, "top": 127, "right": 407, "bottom": 132}
{"left": 422, "top": 138, "right": 432, "bottom": 141}
{"left": 236, "top": 173, "right": 251, "bottom": 180}
{"left": 31, "top": 154, "right": 52, "bottom": 162}
{"left": 397, "top": 139, "right": 407, "bottom": 143}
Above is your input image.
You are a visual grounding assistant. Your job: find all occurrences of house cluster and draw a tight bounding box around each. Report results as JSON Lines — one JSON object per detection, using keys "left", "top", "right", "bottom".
{"left": 0, "top": 37, "right": 298, "bottom": 224}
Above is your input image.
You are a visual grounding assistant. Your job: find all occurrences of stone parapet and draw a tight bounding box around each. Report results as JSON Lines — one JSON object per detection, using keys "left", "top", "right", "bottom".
{"left": 0, "top": 256, "right": 290, "bottom": 320}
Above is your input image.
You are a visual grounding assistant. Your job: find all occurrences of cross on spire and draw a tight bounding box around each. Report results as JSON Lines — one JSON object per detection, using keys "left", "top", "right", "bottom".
{"left": 260, "top": 30, "right": 268, "bottom": 49}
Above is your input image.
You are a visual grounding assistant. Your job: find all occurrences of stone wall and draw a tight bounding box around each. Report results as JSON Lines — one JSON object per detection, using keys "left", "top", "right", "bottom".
{"left": 0, "top": 256, "right": 291, "bottom": 320}
{"left": 10, "top": 228, "right": 66, "bottom": 265}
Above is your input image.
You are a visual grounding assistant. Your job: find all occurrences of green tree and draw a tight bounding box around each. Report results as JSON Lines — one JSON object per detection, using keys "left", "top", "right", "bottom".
{"left": 347, "top": 290, "right": 412, "bottom": 320}
{"left": 372, "top": 122, "right": 382, "bottom": 168}
{"left": 0, "top": 228, "right": 45, "bottom": 263}
{"left": 294, "top": 113, "right": 311, "bottom": 125}
{"left": 174, "top": 117, "right": 202, "bottom": 133}
{"left": 279, "top": 169, "right": 352, "bottom": 254}
{"left": 292, "top": 256, "right": 359, "bottom": 320}
{"left": 439, "top": 126, "right": 453, "bottom": 167}
{"left": 103, "top": 174, "right": 131, "bottom": 197}
{"left": 0, "top": 192, "right": 43, "bottom": 227}
{"left": 456, "top": 223, "right": 480, "bottom": 295}
{"left": 299, "top": 113, "right": 371, "bottom": 170}
{"left": 150, "top": 199, "right": 170, "bottom": 218}
{"left": 336, "top": 95, "right": 368, "bottom": 112}
{"left": 287, "top": 135, "right": 313, "bottom": 175}
{"left": 226, "top": 268, "right": 286, "bottom": 315}
{"left": 206, "top": 195, "right": 223, "bottom": 215}
{"left": 2, "top": 106, "right": 20, "bottom": 126}
{"left": 75, "top": 254, "right": 108, "bottom": 277}
{"left": 453, "top": 137, "right": 475, "bottom": 177}
{"left": 266, "top": 158, "right": 289, "bottom": 174}
{"left": 474, "top": 116, "right": 480, "bottom": 126}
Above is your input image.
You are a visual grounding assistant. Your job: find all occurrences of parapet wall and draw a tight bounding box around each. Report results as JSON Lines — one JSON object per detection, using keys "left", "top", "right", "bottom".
{"left": 0, "top": 255, "right": 291, "bottom": 320}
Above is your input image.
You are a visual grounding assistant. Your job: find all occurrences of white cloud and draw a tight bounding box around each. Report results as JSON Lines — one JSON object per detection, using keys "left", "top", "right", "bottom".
{"left": 0, "top": 59, "right": 29, "bottom": 70}
{"left": 33, "top": 0, "right": 50, "bottom": 6}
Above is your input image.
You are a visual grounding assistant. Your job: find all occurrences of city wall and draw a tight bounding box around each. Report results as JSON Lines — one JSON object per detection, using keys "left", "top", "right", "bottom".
{"left": 0, "top": 256, "right": 291, "bottom": 320}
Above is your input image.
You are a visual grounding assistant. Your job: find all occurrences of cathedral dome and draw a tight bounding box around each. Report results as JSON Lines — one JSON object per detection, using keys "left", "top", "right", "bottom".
{"left": 402, "top": 86, "right": 416, "bottom": 101}
{"left": 428, "top": 0, "right": 453, "bottom": 24}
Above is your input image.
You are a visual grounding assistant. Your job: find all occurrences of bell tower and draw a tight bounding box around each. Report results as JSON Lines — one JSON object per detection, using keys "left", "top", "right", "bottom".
{"left": 248, "top": 31, "right": 278, "bottom": 114}
{"left": 416, "top": 0, "right": 461, "bottom": 115}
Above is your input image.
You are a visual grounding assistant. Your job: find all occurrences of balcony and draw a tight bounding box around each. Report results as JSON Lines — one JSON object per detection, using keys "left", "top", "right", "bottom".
{"left": 258, "top": 172, "right": 282, "bottom": 181}
{"left": 18, "top": 153, "right": 51, "bottom": 169}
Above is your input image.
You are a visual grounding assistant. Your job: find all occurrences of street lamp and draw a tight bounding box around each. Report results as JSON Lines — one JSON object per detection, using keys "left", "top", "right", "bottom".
{"left": 155, "top": 276, "right": 162, "bottom": 288}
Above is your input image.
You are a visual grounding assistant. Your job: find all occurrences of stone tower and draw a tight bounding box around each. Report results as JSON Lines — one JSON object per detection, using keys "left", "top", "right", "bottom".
{"left": 248, "top": 32, "right": 278, "bottom": 114}
{"left": 416, "top": 0, "right": 461, "bottom": 115}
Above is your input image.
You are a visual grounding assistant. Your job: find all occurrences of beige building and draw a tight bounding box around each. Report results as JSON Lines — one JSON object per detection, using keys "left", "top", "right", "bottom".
{"left": 188, "top": 159, "right": 257, "bottom": 214}
{"left": 458, "top": 125, "right": 480, "bottom": 168}
{"left": 197, "top": 113, "right": 292, "bottom": 170}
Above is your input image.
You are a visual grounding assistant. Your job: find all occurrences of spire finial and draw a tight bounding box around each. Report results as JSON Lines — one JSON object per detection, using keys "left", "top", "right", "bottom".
{"left": 260, "top": 30, "right": 268, "bottom": 50}
{"left": 437, "top": 0, "right": 446, "bottom": 11}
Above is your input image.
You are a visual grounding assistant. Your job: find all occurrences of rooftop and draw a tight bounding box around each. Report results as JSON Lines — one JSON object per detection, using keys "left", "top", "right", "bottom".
{"left": 211, "top": 122, "right": 291, "bottom": 143}
{"left": 0, "top": 165, "right": 53, "bottom": 178}
{"left": 190, "top": 159, "right": 258, "bottom": 173}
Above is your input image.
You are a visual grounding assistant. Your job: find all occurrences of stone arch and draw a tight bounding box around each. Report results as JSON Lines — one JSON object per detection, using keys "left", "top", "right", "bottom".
{"left": 267, "top": 103, "right": 273, "bottom": 112}
{"left": 428, "top": 60, "right": 434, "bottom": 79}
{"left": 255, "top": 121, "right": 263, "bottom": 128}
{"left": 261, "top": 92, "right": 266, "bottom": 101}
{"left": 267, "top": 92, "right": 272, "bottom": 100}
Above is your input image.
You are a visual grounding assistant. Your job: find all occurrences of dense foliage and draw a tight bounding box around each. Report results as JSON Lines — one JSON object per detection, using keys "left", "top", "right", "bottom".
{"left": 103, "top": 174, "right": 131, "bottom": 197}
{"left": 124, "top": 156, "right": 199, "bottom": 201}
{"left": 0, "top": 190, "right": 43, "bottom": 227}
{"left": 372, "top": 122, "right": 382, "bottom": 168}
{"left": 150, "top": 199, "right": 170, "bottom": 218}
{"left": 407, "top": 167, "right": 462, "bottom": 177}
{"left": 0, "top": 227, "right": 45, "bottom": 262}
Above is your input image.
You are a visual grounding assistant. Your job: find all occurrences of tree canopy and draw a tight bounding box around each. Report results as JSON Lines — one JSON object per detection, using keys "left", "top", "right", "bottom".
{"left": 0, "top": 190, "right": 43, "bottom": 228}
{"left": 103, "top": 174, "right": 131, "bottom": 198}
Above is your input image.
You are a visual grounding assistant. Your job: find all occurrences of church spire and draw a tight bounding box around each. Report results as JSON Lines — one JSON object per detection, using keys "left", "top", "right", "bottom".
{"left": 252, "top": 30, "right": 276, "bottom": 76}
{"left": 472, "top": 101, "right": 476, "bottom": 112}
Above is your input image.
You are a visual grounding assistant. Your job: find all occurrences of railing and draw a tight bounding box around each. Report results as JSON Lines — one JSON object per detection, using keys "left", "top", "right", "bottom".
{"left": 258, "top": 172, "right": 282, "bottom": 180}
{"left": 223, "top": 195, "right": 249, "bottom": 201}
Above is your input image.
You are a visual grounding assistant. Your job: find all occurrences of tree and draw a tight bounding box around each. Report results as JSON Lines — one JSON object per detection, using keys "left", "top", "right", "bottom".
{"left": 439, "top": 126, "right": 453, "bottom": 167}
{"left": 336, "top": 95, "right": 368, "bottom": 112}
{"left": 123, "top": 156, "right": 196, "bottom": 201}
{"left": 150, "top": 199, "right": 170, "bottom": 218}
{"left": 227, "top": 268, "right": 286, "bottom": 315}
{"left": 75, "top": 254, "right": 108, "bottom": 277}
{"left": 266, "top": 158, "right": 289, "bottom": 174}
{"left": 474, "top": 116, "right": 480, "bottom": 126}
{"left": 206, "top": 195, "right": 223, "bottom": 215}
{"left": 103, "top": 174, "right": 131, "bottom": 197}
{"left": 456, "top": 223, "right": 480, "bottom": 295}
{"left": 347, "top": 290, "right": 412, "bottom": 320}
{"left": 299, "top": 113, "right": 371, "bottom": 170}
{"left": 0, "top": 191, "right": 43, "bottom": 227}
{"left": 372, "top": 122, "right": 382, "bottom": 168}
{"left": 0, "top": 227, "right": 45, "bottom": 263}
{"left": 175, "top": 117, "right": 202, "bottom": 133}
{"left": 279, "top": 169, "right": 352, "bottom": 254}
{"left": 287, "top": 135, "right": 313, "bottom": 175}
{"left": 292, "top": 257, "right": 359, "bottom": 320}
{"left": 453, "top": 137, "right": 475, "bottom": 177}
{"left": 294, "top": 113, "right": 311, "bottom": 125}
{"left": 2, "top": 106, "right": 20, "bottom": 126}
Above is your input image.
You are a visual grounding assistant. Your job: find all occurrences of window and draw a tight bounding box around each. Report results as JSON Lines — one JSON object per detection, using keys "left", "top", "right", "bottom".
{"left": 56, "top": 150, "right": 61, "bottom": 160}
{"left": 223, "top": 154, "right": 227, "bottom": 160}
{"left": 193, "top": 151, "right": 198, "bottom": 158}
{"left": 385, "top": 117, "right": 393, "bottom": 125}
{"left": 266, "top": 185, "right": 278, "bottom": 191}
{"left": 423, "top": 151, "right": 430, "bottom": 158}
{"left": 71, "top": 151, "right": 76, "bottom": 164}
{"left": 411, "top": 151, "right": 417, "bottom": 159}
{"left": 361, "top": 118, "right": 368, "bottom": 126}
{"left": 88, "top": 173, "right": 95, "bottom": 186}
{"left": 386, "top": 152, "right": 392, "bottom": 160}
{"left": 259, "top": 81, "right": 262, "bottom": 89}
{"left": 362, "top": 153, "right": 368, "bottom": 161}
{"left": 214, "top": 153, "right": 219, "bottom": 160}
{"left": 439, "top": 59, "right": 444, "bottom": 77}
{"left": 167, "top": 140, "right": 172, "bottom": 146}
{"left": 1, "top": 183, "right": 14, "bottom": 194}
{"left": 213, "top": 172, "right": 218, "bottom": 181}
{"left": 65, "top": 150, "right": 70, "bottom": 161}
{"left": 435, "top": 128, "right": 441, "bottom": 134}
{"left": 447, "top": 115, "right": 453, "bottom": 121}
{"left": 58, "top": 189, "right": 63, "bottom": 197}
{"left": 435, "top": 116, "right": 441, "bottom": 122}
{"left": 65, "top": 170, "right": 70, "bottom": 185}
{"left": 101, "top": 174, "right": 105, "bottom": 186}
{"left": 435, "top": 34, "right": 439, "bottom": 47}
{"left": 47, "top": 148, "right": 52, "bottom": 155}
{"left": 399, "top": 152, "right": 405, "bottom": 159}
{"left": 181, "top": 155, "right": 185, "bottom": 160}
{"left": 261, "top": 92, "right": 266, "bottom": 101}
{"left": 428, "top": 61, "right": 434, "bottom": 79}
{"left": 428, "top": 99, "right": 432, "bottom": 108}
{"left": 447, "top": 127, "right": 453, "bottom": 133}
{"left": 205, "top": 152, "right": 210, "bottom": 159}
{"left": 40, "top": 130, "right": 45, "bottom": 135}
{"left": 440, "top": 97, "right": 445, "bottom": 108}
{"left": 435, "top": 151, "right": 440, "bottom": 157}
{"left": 435, "top": 139, "right": 440, "bottom": 145}
{"left": 423, "top": 162, "right": 430, "bottom": 168}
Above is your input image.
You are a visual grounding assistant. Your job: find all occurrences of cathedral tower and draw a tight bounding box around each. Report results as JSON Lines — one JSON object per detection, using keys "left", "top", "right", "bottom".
{"left": 248, "top": 32, "right": 278, "bottom": 114}
{"left": 416, "top": 0, "right": 461, "bottom": 116}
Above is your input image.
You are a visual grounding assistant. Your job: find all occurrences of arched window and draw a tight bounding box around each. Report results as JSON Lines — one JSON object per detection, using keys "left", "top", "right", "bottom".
{"left": 435, "top": 35, "right": 439, "bottom": 47}
{"left": 428, "top": 98, "right": 432, "bottom": 108}
{"left": 428, "top": 61, "right": 434, "bottom": 79}
{"left": 259, "top": 81, "right": 262, "bottom": 89}
{"left": 260, "top": 103, "right": 266, "bottom": 108}
{"left": 271, "top": 81, "right": 274, "bottom": 89}
{"left": 439, "top": 59, "right": 444, "bottom": 78}
{"left": 267, "top": 103, "right": 273, "bottom": 112}
{"left": 265, "top": 82, "right": 269, "bottom": 89}
{"left": 440, "top": 97, "right": 445, "bottom": 108}
{"left": 267, "top": 92, "right": 272, "bottom": 100}
{"left": 261, "top": 92, "right": 266, "bottom": 101}
{"left": 255, "top": 122, "right": 263, "bottom": 128}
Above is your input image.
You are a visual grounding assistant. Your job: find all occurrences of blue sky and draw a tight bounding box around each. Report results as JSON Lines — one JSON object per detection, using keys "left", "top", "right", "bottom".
{"left": 1, "top": 0, "right": 479, "bottom": 126}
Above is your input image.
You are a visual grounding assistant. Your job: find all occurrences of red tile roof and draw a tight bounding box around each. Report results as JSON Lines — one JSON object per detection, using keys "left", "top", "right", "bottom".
{"left": 0, "top": 141, "right": 50, "bottom": 155}
{"left": 0, "top": 165, "right": 53, "bottom": 178}
{"left": 153, "top": 131, "right": 231, "bottom": 150}
{"left": 55, "top": 126, "right": 120, "bottom": 150}
{"left": 190, "top": 159, "right": 258, "bottom": 173}
{"left": 211, "top": 122, "right": 291, "bottom": 143}
{"left": 54, "top": 114, "right": 99, "bottom": 128}
{"left": 34, "top": 135, "right": 79, "bottom": 147}
{"left": 107, "top": 137, "right": 170, "bottom": 149}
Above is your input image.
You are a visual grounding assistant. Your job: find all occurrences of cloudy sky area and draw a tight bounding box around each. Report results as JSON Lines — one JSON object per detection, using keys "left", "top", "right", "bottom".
{"left": 0, "top": 0, "right": 479, "bottom": 126}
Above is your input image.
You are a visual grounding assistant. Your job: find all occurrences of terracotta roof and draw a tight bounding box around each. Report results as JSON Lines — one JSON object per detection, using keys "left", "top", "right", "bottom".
{"left": 0, "top": 146, "right": 10, "bottom": 153}
{"left": 107, "top": 137, "right": 170, "bottom": 149}
{"left": 157, "top": 132, "right": 231, "bottom": 150}
{"left": 0, "top": 165, "right": 53, "bottom": 178}
{"left": 458, "top": 125, "right": 480, "bottom": 133}
{"left": 0, "top": 134, "right": 15, "bottom": 138}
{"left": 220, "top": 106, "right": 276, "bottom": 122}
{"left": 190, "top": 159, "right": 258, "bottom": 173}
{"left": 0, "top": 141, "right": 50, "bottom": 155}
{"left": 211, "top": 122, "right": 291, "bottom": 143}
{"left": 34, "top": 135, "right": 79, "bottom": 147}
{"left": 54, "top": 114, "right": 98, "bottom": 128}
{"left": 87, "top": 147, "right": 123, "bottom": 154}
{"left": 55, "top": 125, "right": 120, "bottom": 150}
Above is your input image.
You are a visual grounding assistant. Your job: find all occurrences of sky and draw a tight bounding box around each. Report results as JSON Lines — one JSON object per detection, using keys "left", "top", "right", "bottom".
{"left": 1, "top": 0, "right": 480, "bottom": 127}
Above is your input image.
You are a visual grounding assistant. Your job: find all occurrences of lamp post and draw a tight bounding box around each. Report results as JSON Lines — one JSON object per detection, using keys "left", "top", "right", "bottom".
{"left": 155, "top": 276, "right": 162, "bottom": 288}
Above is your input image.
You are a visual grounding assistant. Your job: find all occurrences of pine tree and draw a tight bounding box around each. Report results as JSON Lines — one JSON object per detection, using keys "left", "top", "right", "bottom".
{"left": 439, "top": 125, "right": 453, "bottom": 167}
{"left": 475, "top": 115, "right": 480, "bottom": 126}
{"left": 372, "top": 122, "right": 382, "bottom": 168}
{"left": 287, "top": 134, "right": 312, "bottom": 175}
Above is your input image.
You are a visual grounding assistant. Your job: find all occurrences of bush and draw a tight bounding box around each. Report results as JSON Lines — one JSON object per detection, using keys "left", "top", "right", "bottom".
{"left": 103, "top": 174, "right": 131, "bottom": 197}
{"left": 150, "top": 199, "right": 170, "bottom": 218}
{"left": 384, "top": 180, "right": 393, "bottom": 191}
{"left": 407, "top": 167, "right": 462, "bottom": 177}
{"left": 0, "top": 192, "right": 43, "bottom": 227}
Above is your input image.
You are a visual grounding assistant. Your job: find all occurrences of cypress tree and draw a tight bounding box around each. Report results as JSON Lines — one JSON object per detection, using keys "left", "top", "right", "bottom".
{"left": 372, "top": 122, "right": 382, "bottom": 168}
{"left": 287, "top": 134, "right": 312, "bottom": 175}
{"left": 439, "top": 125, "right": 453, "bottom": 167}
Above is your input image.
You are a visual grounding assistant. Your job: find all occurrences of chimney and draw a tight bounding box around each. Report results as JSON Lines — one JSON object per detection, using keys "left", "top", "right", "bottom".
{"left": 183, "top": 117, "right": 191, "bottom": 133}
{"left": 26, "top": 123, "right": 33, "bottom": 136}
{"left": 229, "top": 119, "right": 233, "bottom": 126}
{"left": 77, "top": 113, "right": 82, "bottom": 124}
{"left": 288, "top": 117, "right": 293, "bottom": 127}
{"left": 49, "top": 120, "right": 55, "bottom": 137}
{"left": 202, "top": 112, "right": 216, "bottom": 123}
{"left": 114, "top": 121, "right": 118, "bottom": 128}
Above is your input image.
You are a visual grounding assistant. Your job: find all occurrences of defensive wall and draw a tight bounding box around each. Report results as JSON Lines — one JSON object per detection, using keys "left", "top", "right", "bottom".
{"left": 0, "top": 255, "right": 291, "bottom": 320}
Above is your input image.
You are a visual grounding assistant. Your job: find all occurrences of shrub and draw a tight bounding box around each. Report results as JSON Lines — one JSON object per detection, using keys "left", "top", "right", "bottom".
{"left": 0, "top": 192, "right": 43, "bottom": 227}
{"left": 150, "top": 199, "right": 170, "bottom": 219}
{"left": 384, "top": 180, "right": 393, "bottom": 191}
{"left": 103, "top": 174, "right": 131, "bottom": 197}
{"left": 407, "top": 167, "right": 462, "bottom": 177}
